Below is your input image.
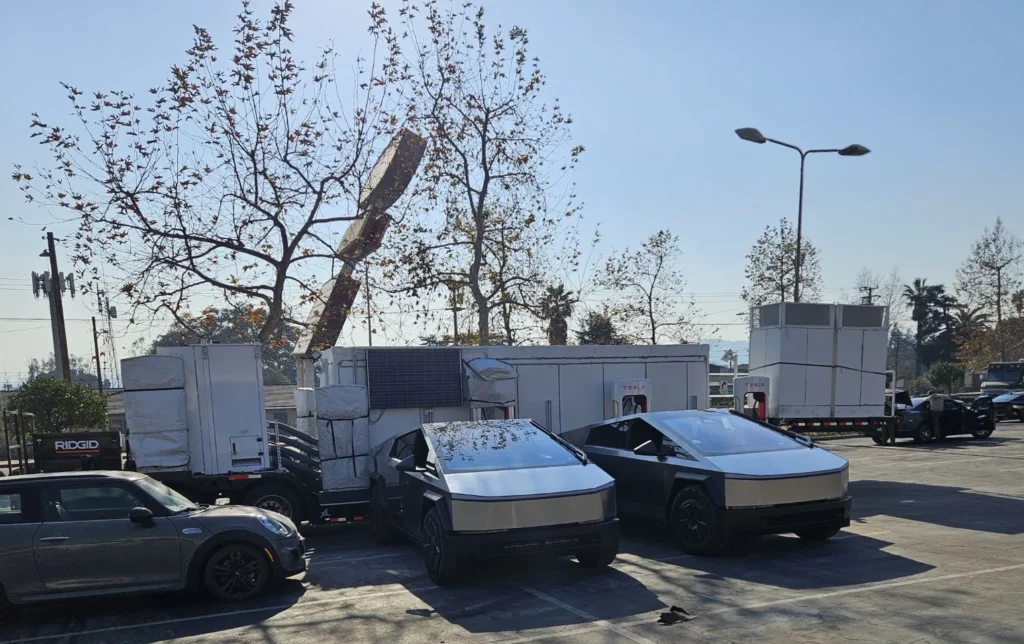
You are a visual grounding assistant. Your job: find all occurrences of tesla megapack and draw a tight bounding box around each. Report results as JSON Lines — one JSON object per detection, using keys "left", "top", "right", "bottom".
{"left": 563, "top": 410, "right": 851, "bottom": 555}
{"left": 369, "top": 419, "right": 619, "bottom": 586}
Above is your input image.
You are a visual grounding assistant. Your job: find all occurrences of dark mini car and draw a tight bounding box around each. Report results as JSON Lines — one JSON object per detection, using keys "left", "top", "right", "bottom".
{"left": 0, "top": 471, "right": 305, "bottom": 608}
{"left": 883, "top": 396, "right": 997, "bottom": 443}
{"left": 369, "top": 419, "right": 619, "bottom": 586}
{"left": 562, "top": 410, "right": 851, "bottom": 555}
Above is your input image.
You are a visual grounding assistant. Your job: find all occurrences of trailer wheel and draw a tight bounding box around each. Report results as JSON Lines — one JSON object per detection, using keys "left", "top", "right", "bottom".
{"left": 669, "top": 486, "right": 725, "bottom": 556}
{"left": 242, "top": 483, "right": 304, "bottom": 524}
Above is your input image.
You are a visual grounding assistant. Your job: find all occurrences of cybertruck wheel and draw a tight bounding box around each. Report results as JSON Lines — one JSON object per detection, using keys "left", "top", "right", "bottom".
{"left": 794, "top": 524, "right": 842, "bottom": 541}
{"left": 422, "top": 507, "right": 461, "bottom": 586}
{"left": 576, "top": 534, "right": 619, "bottom": 569}
{"left": 670, "top": 486, "right": 726, "bottom": 556}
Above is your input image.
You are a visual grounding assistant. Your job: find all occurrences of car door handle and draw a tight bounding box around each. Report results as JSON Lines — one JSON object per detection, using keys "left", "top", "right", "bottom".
{"left": 39, "top": 536, "right": 70, "bottom": 542}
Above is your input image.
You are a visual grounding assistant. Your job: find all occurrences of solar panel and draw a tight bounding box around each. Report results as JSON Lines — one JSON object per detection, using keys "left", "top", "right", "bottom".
{"left": 367, "top": 348, "right": 464, "bottom": 409}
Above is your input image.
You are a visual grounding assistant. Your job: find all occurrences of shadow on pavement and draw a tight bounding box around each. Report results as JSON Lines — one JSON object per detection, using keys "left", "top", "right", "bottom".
{"left": 851, "top": 479, "right": 1024, "bottom": 535}
{"left": 1, "top": 582, "right": 304, "bottom": 643}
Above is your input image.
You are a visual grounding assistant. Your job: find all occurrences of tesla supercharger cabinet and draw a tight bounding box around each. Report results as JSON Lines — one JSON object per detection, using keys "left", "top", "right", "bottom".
{"left": 732, "top": 375, "right": 770, "bottom": 422}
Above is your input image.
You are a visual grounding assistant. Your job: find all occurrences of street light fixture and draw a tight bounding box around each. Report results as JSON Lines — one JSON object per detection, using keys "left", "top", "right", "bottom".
{"left": 735, "top": 127, "right": 870, "bottom": 302}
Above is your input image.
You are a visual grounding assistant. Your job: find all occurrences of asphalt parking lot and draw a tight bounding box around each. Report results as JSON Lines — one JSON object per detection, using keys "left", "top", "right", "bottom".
{"left": 3, "top": 422, "right": 1024, "bottom": 644}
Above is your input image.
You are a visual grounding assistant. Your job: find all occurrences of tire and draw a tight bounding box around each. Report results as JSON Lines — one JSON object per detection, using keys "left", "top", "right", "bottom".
{"left": 913, "top": 424, "right": 934, "bottom": 444}
{"left": 370, "top": 485, "right": 396, "bottom": 545}
{"left": 871, "top": 434, "right": 886, "bottom": 446}
{"left": 242, "top": 483, "right": 305, "bottom": 524}
{"left": 794, "top": 524, "right": 842, "bottom": 541}
{"left": 421, "top": 507, "right": 461, "bottom": 586}
{"left": 669, "top": 486, "right": 726, "bottom": 556}
{"left": 972, "top": 425, "right": 995, "bottom": 439}
{"left": 576, "top": 535, "right": 619, "bottom": 569}
{"left": 203, "top": 543, "right": 272, "bottom": 602}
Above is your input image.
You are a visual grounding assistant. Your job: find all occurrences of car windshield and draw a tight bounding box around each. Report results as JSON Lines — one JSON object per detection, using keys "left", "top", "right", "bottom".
{"left": 986, "top": 365, "right": 1023, "bottom": 383}
{"left": 658, "top": 414, "right": 802, "bottom": 457}
{"left": 134, "top": 476, "right": 199, "bottom": 514}
{"left": 911, "top": 398, "right": 928, "bottom": 410}
{"left": 427, "top": 420, "right": 581, "bottom": 473}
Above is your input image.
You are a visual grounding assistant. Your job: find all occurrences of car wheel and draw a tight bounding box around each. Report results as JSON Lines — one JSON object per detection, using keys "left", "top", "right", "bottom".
{"left": 422, "top": 507, "right": 460, "bottom": 586}
{"left": 576, "top": 534, "right": 619, "bottom": 569}
{"left": 794, "top": 524, "right": 842, "bottom": 541}
{"left": 669, "top": 486, "right": 726, "bottom": 556}
{"left": 203, "top": 543, "right": 272, "bottom": 602}
{"left": 370, "top": 485, "right": 396, "bottom": 545}
{"left": 913, "top": 424, "right": 934, "bottom": 444}
{"left": 871, "top": 433, "right": 886, "bottom": 446}
{"left": 243, "top": 484, "right": 304, "bottom": 524}
{"left": 972, "top": 426, "right": 995, "bottom": 439}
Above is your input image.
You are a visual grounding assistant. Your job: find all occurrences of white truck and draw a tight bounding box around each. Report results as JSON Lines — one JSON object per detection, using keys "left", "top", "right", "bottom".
{"left": 121, "top": 343, "right": 709, "bottom": 523}
{"left": 735, "top": 302, "right": 897, "bottom": 437}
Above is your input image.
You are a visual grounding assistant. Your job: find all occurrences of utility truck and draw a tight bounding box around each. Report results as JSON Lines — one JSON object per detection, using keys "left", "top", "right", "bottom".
{"left": 120, "top": 343, "right": 710, "bottom": 523}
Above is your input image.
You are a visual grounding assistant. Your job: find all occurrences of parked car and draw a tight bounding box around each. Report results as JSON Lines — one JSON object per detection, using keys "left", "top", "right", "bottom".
{"left": 561, "top": 410, "right": 851, "bottom": 556}
{"left": 992, "top": 391, "right": 1024, "bottom": 422}
{"left": 881, "top": 395, "right": 997, "bottom": 444}
{"left": 0, "top": 471, "right": 305, "bottom": 608}
{"left": 369, "top": 419, "right": 619, "bottom": 586}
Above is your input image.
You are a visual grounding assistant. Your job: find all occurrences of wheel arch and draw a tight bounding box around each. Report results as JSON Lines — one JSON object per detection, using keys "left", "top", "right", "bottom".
{"left": 185, "top": 530, "right": 276, "bottom": 591}
{"left": 666, "top": 471, "right": 720, "bottom": 518}
{"left": 420, "top": 490, "right": 452, "bottom": 530}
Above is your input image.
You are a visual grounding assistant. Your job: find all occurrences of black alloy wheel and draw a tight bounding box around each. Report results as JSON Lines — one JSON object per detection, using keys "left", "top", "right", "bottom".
{"left": 669, "top": 486, "right": 725, "bottom": 556}
{"left": 204, "top": 543, "right": 272, "bottom": 601}
{"left": 422, "top": 507, "right": 460, "bottom": 586}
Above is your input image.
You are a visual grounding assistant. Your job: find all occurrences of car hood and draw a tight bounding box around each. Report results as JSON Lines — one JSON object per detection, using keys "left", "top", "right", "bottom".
{"left": 442, "top": 463, "right": 613, "bottom": 500}
{"left": 705, "top": 447, "right": 847, "bottom": 478}
{"left": 188, "top": 504, "right": 297, "bottom": 534}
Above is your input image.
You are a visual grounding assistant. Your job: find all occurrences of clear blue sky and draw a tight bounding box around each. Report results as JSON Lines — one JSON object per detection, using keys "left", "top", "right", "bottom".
{"left": 1, "top": 0, "right": 1022, "bottom": 382}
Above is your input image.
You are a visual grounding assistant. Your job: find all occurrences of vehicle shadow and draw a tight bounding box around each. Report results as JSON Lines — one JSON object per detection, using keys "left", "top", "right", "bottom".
{"left": 0, "top": 582, "right": 304, "bottom": 643}
{"left": 887, "top": 434, "right": 1021, "bottom": 450}
{"left": 850, "top": 479, "right": 1024, "bottom": 535}
{"left": 399, "top": 556, "right": 666, "bottom": 634}
{"left": 617, "top": 517, "right": 934, "bottom": 591}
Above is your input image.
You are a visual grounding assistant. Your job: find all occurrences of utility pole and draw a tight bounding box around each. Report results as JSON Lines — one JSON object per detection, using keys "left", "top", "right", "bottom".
{"left": 32, "top": 234, "right": 73, "bottom": 382}
{"left": 364, "top": 264, "right": 373, "bottom": 347}
{"left": 860, "top": 285, "right": 878, "bottom": 305}
{"left": 447, "top": 285, "right": 463, "bottom": 344}
{"left": 92, "top": 317, "right": 103, "bottom": 392}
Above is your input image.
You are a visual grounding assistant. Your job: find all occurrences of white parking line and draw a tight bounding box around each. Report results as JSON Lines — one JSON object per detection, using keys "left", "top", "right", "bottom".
{"left": 997, "top": 465, "right": 1024, "bottom": 472}
{"left": 3, "top": 584, "right": 436, "bottom": 644}
{"left": 894, "top": 457, "right": 991, "bottom": 468}
{"left": 495, "top": 562, "right": 1024, "bottom": 644}
{"left": 833, "top": 530, "right": 891, "bottom": 540}
{"left": 310, "top": 550, "right": 415, "bottom": 565}
{"left": 518, "top": 585, "right": 659, "bottom": 644}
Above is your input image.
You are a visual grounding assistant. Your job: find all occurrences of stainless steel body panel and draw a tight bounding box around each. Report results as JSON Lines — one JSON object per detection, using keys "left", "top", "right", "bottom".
{"left": 444, "top": 464, "right": 614, "bottom": 500}
{"left": 705, "top": 448, "right": 847, "bottom": 477}
{"left": 450, "top": 485, "right": 616, "bottom": 532}
{"left": 724, "top": 468, "right": 849, "bottom": 509}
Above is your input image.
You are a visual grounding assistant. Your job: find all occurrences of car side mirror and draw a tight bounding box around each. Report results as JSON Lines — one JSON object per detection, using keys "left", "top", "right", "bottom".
{"left": 129, "top": 507, "right": 155, "bottom": 526}
{"left": 395, "top": 455, "right": 418, "bottom": 472}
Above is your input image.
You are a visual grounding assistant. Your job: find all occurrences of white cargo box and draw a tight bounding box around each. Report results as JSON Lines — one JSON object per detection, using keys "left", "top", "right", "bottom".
{"left": 749, "top": 302, "right": 888, "bottom": 420}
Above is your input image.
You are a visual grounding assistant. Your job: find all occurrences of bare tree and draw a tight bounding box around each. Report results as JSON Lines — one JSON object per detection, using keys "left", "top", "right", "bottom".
{"left": 955, "top": 218, "right": 1021, "bottom": 330}
{"left": 380, "top": 0, "right": 583, "bottom": 346}
{"left": 741, "top": 217, "right": 822, "bottom": 306}
{"left": 851, "top": 267, "right": 904, "bottom": 330}
{"left": 600, "top": 230, "right": 702, "bottom": 345}
{"left": 14, "top": 1, "right": 406, "bottom": 343}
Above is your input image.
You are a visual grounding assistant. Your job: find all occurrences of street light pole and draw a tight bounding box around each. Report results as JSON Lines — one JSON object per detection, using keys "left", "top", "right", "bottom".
{"left": 735, "top": 128, "right": 870, "bottom": 302}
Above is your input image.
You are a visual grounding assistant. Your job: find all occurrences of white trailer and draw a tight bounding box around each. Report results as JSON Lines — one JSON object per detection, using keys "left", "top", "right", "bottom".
{"left": 742, "top": 302, "right": 896, "bottom": 435}
{"left": 121, "top": 343, "right": 708, "bottom": 523}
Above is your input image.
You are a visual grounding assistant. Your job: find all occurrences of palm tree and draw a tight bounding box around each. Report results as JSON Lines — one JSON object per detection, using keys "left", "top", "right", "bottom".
{"left": 538, "top": 284, "right": 577, "bottom": 345}
{"left": 903, "top": 278, "right": 949, "bottom": 374}
{"left": 952, "top": 305, "right": 991, "bottom": 338}
{"left": 721, "top": 349, "right": 738, "bottom": 371}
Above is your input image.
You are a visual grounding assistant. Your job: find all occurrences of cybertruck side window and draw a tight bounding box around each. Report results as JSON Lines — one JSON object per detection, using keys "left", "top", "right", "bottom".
{"left": 586, "top": 422, "right": 629, "bottom": 449}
